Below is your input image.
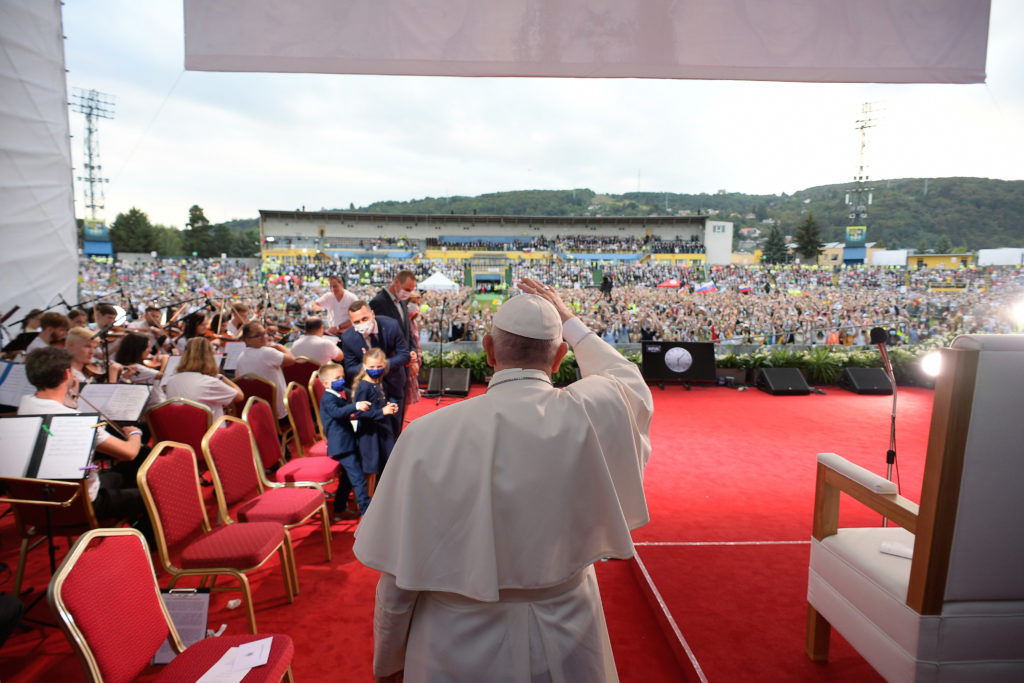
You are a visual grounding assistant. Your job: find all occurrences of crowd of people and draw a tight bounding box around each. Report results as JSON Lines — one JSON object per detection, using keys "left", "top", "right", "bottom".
{"left": 30, "top": 256, "right": 1020, "bottom": 352}
{"left": 425, "top": 234, "right": 705, "bottom": 254}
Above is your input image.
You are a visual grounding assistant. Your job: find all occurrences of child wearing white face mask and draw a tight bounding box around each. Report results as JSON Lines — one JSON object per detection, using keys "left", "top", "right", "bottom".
{"left": 351, "top": 347, "right": 399, "bottom": 495}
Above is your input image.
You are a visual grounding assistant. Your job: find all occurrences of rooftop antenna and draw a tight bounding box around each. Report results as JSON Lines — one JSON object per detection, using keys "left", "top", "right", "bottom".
{"left": 70, "top": 88, "right": 115, "bottom": 220}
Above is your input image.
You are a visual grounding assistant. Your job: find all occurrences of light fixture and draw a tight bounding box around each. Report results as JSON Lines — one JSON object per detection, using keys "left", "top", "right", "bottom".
{"left": 1013, "top": 300, "right": 1024, "bottom": 329}
{"left": 921, "top": 351, "right": 942, "bottom": 377}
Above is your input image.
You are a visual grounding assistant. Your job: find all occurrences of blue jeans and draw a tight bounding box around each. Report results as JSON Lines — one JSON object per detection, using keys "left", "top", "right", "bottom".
{"left": 332, "top": 451, "right": 371, "bottom": 515}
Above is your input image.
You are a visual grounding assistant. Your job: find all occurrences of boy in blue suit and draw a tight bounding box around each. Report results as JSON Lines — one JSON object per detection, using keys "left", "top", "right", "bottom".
{"left": 318, "top": 363, "right": 372, "bottom": 520}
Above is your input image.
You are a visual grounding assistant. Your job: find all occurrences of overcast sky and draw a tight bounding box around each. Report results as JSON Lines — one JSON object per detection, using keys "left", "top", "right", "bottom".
{"left": 62, "top": 1, "right": 1024, "bottom": 228}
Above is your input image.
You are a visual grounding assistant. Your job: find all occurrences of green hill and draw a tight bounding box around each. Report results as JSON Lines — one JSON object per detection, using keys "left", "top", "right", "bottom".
{"left": 337, "top": 178, "right": 1023, "bottom": 250}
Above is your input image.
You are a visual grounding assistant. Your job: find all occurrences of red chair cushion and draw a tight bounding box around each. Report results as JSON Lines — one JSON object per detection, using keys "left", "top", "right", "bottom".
{"left": 274, "top": 456, "right": 339, "bottom": 484}
{"left": 236, "top": 488, "right": 323, "bottom": 526}
{"left": 306, "top": 440, "right": 328, "bottom": 458}
{"left": 156, "top": 633, "right": 294, "bottom": 682}
{"left": 180, "top": 522, "right": 284, "bottom": 569}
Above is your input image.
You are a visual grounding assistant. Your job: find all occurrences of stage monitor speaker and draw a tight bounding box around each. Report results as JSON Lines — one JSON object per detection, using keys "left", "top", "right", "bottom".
{"left": 837, "top": 367, "right": 893, "bottom": 395}
{"left": 426, "top": 368, "right": 471, "bottom": 396}
{"left": 756, "top": 367, "right": 811, "bottom": 395}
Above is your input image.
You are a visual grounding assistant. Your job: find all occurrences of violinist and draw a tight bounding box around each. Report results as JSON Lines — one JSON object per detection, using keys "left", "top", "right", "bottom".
{"left": 226, "top": 302, "right": 251, "bottom": 337}
{"left": 88, "top": 303, "right": 118, "bottom": 332}
{"left": 129, "top": 305, "right": 171, "bottom": 353}
{"left": 24, "top": 312, "right": 70, "bottom": 353}
{"left": 113, "top": 331, "right": 166, "bottom": 410}
{"left": 164, "top": 337, "right": 243, "bottom": 420}
{"left": 65, "top": 326, "right": 121, "bottom": 394}
{"left": 18, "top": 347, "right": 150, "bottom": 531}
{"left": 175, "top": 311, "right": 216, "bottom": 353}
{"left": 67, "top": 308, "right": 88, "bottom": 328}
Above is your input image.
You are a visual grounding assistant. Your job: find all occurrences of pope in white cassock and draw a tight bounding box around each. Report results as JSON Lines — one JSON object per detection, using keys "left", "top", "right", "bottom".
{"left": 353, "top": 277, "right": 653, "bottom": 682}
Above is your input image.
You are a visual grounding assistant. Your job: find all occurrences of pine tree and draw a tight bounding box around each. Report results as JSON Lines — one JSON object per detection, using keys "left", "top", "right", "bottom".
{"left": 762, "top": 225, "right": 788, "bottom": 264}
{"left": 109, "top": 207, "right": 155, "bottom": 253}
{"left": 795, "top": 212, "right": 823, "bottom": 261}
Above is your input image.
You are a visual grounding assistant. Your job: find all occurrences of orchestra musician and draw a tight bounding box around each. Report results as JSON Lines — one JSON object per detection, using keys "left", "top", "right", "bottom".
{"left": 113, "top": 331, "right": 167, "bottom": 410}
{"left": 19, "top": 347, "right": 150, "bottom": 533}
{"left": 65, "top": 326, "right": 121, "bottom": 392}
{"left": 129, "top": 305, "right": 171, "bottom": 354}
{"left": 226, "top": 302, "right": 251, "bottom": 337}
{"left": 24, "top": 312, "right": 70, "bottom": 353}
{"left": 164, "top": 337, "right": 244, "bottom": 420}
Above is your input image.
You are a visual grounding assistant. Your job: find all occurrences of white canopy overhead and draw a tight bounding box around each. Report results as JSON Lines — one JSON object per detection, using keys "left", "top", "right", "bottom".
{"left": 0, "top": 0, "right": 78, "bottom": 318}
{"left": 418, "top": 272, "right": 460, "bottom": 292}
{"left": 184, "top": 0, "right": 990, "bottom": 84}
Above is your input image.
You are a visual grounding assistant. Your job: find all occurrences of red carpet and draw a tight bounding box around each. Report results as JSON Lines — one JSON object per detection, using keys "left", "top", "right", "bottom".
{"left": 0, "top": 383, "right": 933, "bottom": 681}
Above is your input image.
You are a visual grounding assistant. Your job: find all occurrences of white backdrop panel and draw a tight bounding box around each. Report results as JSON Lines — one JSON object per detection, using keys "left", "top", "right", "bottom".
{"left": 0, "top": 0, "right": 77, "bottom": 319}
{"left": 184, "top": 0, "right": 989, "bottom": 84}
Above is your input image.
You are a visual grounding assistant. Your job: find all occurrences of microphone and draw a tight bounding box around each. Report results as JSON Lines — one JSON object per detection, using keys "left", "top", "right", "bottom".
{"left": 869, "top": 327, "right": 888, "bottom": 345}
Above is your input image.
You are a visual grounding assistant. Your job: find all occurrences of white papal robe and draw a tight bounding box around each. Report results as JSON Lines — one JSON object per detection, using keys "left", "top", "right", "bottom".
{"left": 353, "top": 318, "right": 653, "bottom": 682}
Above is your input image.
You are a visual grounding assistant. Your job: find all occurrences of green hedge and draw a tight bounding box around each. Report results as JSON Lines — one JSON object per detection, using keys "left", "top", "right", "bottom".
{"left": 422, "top": 341, "right": 943, "bottom": 387}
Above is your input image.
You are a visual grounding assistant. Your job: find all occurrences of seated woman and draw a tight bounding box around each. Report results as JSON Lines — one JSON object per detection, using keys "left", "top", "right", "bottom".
{"left": 164, "top": 337, "right": 243, "bottom": 419}
{"left": 113, "top": 331, "right": 166, "bottom": 410}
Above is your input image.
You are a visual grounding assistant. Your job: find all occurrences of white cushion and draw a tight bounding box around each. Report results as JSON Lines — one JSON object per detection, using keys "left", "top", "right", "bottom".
{"left": 817, "top": 453, "right": 898, "bottom": 495}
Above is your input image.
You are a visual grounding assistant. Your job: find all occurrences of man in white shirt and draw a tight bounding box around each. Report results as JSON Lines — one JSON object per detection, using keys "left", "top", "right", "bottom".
{"left": 289, "top": 317, "right": 343, "bottom": 366}
{"left": 24, "top": 312, "right": 70, "bottom": 354}
{"left": 18, "top": 347, "right": 148, "bottom": 525}
{"left": 235, "top": 321, "right": 295, "bottom": 421}
{"left": 354, "top": 278, "right": 653, "bottom": 682}
{"left": 225, "top": 302, "right": 251, "bottom": 338}
{"left": 311, "top": 275, "right": 357, "bottom": 336}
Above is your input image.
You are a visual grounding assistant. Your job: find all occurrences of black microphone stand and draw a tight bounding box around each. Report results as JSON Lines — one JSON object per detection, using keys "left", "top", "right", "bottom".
{"left": 433, "top": 298, "right": 448, "bottom": 405}
{"left": 872, "top": 328, "right": 899, "bottom": 527}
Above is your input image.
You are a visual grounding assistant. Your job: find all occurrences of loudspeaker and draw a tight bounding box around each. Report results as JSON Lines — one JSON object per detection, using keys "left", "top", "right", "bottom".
{"left": 756, "top": 368, "right": 811, "bottom": 395}
{"left": 426, "top": 368, "right": 471, "bottom": 396}
{"left": 837, "top": 367, "right": 893, "bottom": 395}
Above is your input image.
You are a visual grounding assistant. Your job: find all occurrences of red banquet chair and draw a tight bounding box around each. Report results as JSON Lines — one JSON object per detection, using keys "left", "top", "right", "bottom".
{"left": 308, "top": 372, "right": 327, "bottom": 436}
{"left": 284, "top": 381, "right": 330, "bottom": 459}
{"left": 48, "top": 527, "right": 294, "bottom": 683}
{"left": 137, "top": 442, "right": 296, "bottom": 634}
{"left": 282, "top": 356, "right": 320, "bottom": 392}
{"left": 234, "top": 373, "right": 290, "bottom": 439}
{"left": 202, "top": 416, "right": 332, "bottom": 564}
{"left": 145, "top": 398, "right": 214, "bottom": 459}
{"left": 243, "top": 396, "right": 340, "bottom": 487}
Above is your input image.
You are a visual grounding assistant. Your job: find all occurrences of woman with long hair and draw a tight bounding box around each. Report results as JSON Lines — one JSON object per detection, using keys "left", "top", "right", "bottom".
{"left": 164, "top": 337, "right": 243, "bottom": 419}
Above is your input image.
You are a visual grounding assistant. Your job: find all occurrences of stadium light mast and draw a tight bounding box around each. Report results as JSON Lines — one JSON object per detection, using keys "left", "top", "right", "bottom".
{"left": 845, "top": 102, "right": 875, "bottom": 227}
{"left": 70, "top": 88, "right": 115, "bottom": 220}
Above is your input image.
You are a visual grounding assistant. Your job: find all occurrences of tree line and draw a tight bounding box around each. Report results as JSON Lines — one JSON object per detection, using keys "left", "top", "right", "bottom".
{"left": 82, "top": 205, "right": 260, "bottom": 258}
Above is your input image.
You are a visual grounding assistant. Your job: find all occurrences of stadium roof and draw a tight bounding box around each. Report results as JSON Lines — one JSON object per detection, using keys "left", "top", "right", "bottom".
{"left": 258, "top": 209, "right": 710, "bottom": 226}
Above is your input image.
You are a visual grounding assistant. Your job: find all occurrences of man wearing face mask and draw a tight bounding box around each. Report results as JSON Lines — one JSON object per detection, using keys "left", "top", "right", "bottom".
{"left": 341, "top": 301, "right": 410, "bottom": 436}
{"left": 370, "top": 270, "right": 418, "bottom": 367}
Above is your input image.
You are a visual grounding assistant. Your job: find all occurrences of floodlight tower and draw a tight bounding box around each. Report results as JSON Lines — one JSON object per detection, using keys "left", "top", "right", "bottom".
{"left": 844, "top": 102, "right": 875, "bottom": 226}
{"left": 70, "top": 88, "right": 115, "bottom": 220}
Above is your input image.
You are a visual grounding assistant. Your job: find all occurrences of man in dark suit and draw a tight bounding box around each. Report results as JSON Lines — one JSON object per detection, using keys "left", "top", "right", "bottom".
{"left": 370, "top": 270, "right": 417, "bottom": 354}
{"left": 342, "top": 300, "right": 410, "bottom": 436}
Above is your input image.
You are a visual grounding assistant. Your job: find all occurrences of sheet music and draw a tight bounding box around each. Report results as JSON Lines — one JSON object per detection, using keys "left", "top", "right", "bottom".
{"left": 35, "top": 415, "right": 98, "bottom": 479}
{"left": 153, "top": 590, "right": 211, "bottom": 664}
{"left": 222, "top": 342, "right": 245, "bottom": 371}
{"left": 0, "top": 416, "right": 43, "bottom": 477}
{"left": 0, "top": 360, "right": 34, "bottom": 407}
{"left": 160, "top": 356, "right": 183, "bottom": 387}
{"left": 79, "top": 383, "right": 152, "bottom": 422}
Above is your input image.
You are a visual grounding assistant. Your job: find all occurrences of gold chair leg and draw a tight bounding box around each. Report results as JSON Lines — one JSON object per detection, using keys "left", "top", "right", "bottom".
{"left": 277, "top": 544, "right": 296, "bottom": 604}
{"left": 238, "top": 573, "right": 259, "bottom": 635}
{"left": 805, "top": 603, "right": 832, "bottom": 661}
{"left": 320, "top": 502, "right": 332, "bottom": 562}
{"left": 13, "top": 538, "right": 29, "bottom": 596}
{"left": 281, "top": 535, "right": 299, "bottom": 597}
{"left": 283, "top": 666, "right": 294, "bottom": 683}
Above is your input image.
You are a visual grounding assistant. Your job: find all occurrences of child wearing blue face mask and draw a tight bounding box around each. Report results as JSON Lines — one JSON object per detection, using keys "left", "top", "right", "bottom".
{"left": 351, "top": 347, "right": 399, "bottom": 495}
{"left": 318, "top": 363, "right": 372, "bottom": 520}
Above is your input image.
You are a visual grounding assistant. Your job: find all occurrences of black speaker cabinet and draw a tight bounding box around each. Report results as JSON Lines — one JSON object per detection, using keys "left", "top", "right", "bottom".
{"left": 426, "top": 368, "right": 471, "bottom": 396}
{"left": 756, "top": 367, "right": 811, "bottom": 395}
{"left": 838, "top": 367, "right": 893, "bottom": 395}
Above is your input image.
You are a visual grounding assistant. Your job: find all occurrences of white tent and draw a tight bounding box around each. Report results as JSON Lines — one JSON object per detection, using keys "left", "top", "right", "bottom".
{"left": 418, "top": 272, "right": 460, "bottom": 292}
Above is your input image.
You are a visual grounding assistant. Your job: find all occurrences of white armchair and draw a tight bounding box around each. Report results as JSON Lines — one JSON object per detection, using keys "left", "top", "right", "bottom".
{"left": 805, "top": 334, "right": 1024, "bottom": 682}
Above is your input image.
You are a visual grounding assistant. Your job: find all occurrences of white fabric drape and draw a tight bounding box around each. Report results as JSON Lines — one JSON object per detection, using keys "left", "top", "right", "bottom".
{"left": 0, "top": 0, "right": 78, "bottom": 317}
{"left": 184, "top": 0, "right": 989, "bottom": 84}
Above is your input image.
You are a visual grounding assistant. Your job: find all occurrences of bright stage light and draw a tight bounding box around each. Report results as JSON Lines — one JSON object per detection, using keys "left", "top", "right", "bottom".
{"left": 921, "top": 351, "right": 942, "bottom": 377}
{"left": 1013, "top": 300, "right": 1024, "bottom": 329}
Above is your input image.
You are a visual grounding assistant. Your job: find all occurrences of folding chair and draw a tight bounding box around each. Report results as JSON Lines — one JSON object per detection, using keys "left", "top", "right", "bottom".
{"left": 308, "top": 372, "right": 327, "bottom": 436}
{"left": 48, "top": 527, "right": 294, "bottom": 682}
{"left": 234, "top": 373, "right": 290, "bottom": 441}
{"left": 137, "top": 442, "right": 296, "bottom": 634}
{"left": 284, "top": 381, "right": 329, "bottom": 459}
{"left": 282, "top": 356, "right": 320, "bottom": 390}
